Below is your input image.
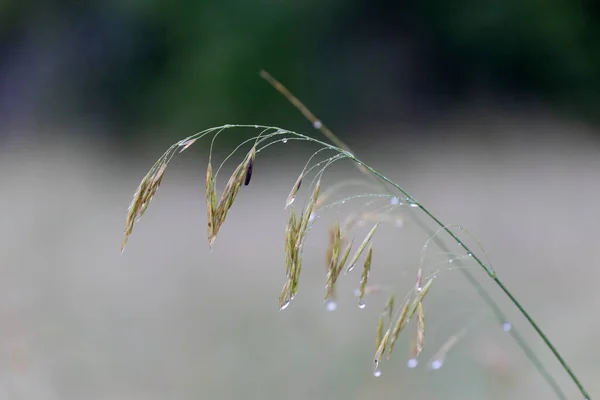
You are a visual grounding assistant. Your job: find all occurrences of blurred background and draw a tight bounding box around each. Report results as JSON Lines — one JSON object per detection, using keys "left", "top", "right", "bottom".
{"left": 1, "top": 1, "right": 599, "bottom": 399}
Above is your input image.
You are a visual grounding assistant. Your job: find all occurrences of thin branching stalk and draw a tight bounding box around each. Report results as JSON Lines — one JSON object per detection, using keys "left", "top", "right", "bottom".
{"left": 121, "top": 74, "right": 590, "bottom": 399}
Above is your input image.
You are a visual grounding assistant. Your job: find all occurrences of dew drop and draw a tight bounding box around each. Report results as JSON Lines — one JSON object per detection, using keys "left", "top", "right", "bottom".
{"left": 280, "top": 300, "right": 290, "bottom": 311}
{"left": 373, "top": 369, "right": 382, "bottom": 377}
{"left": 309, "top": 212, "right": 316, "bottom": 222}
{"left": 407, "top": 198, "right": 420, "bottom": 208}
{"left": 467, "top": 252, "right": 473, "bottom": 257}
{"left": 358, "top": 299, "right": 366, "bottom": 309}
{"left": 282, "top": 138, "right": 288, "bottom": 144}
{"left": 313, "top": 120, "right": 322, "bottom": 129}
{"left": 325, "top": 300, "right": 337, "bottom": 311}
{"left": 431, "top": 360, "right": 443, "bottom": 370}
{"left": 390, "top": 197, "right": 400, "bottom": 205}
{"left": 449, "top": 259, "right": 453, "bottom": 263}
{"left": 407, "top": 358, "right": 418, "bottom": 368}
{"left": 502, "top": 322, "right": 512, "bottom": 332}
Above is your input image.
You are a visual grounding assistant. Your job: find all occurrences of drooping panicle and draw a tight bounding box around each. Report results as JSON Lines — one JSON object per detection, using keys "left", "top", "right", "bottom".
{"left": 122, "top": 160, "right": 168, "bottom": 252}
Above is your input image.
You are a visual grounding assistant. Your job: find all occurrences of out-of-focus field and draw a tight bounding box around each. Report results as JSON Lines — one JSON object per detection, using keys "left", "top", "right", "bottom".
{"left": 0, "top": 113, "right": 599, "bottom": 400}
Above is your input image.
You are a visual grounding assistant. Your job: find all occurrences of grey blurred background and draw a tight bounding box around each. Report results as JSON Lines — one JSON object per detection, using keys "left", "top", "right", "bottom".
{"left": 1, "top": 1, "right": 599, "bottom": 399}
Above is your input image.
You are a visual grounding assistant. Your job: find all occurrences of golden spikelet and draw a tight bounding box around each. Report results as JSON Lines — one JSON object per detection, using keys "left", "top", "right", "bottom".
{"left": 285, "top": 173, "right": 303, "bottom": 209}
{"left": 122, "top": 162, "right": 168, "bottom": 252}
{"left": 388, "top": 300, "right": 410, "bottom": 356}
{"left": 408, "top": 278, "right": 433, "bottom": 319}
{"left": 285, "top": 207, "right": 299, "bottom": 277}
{"left": 416, "top": 302, "right": 425, "bottom": 356}
{"left": 295, "top": 180, "right": 321, "bottom": 249}
{"left": 345, "top": 223, "right": 379, "bottom": 274}
{"left": 178, "top": 137, "right": 198, "bottom": 153}
{"left": 336, "top": 239, "right": 354, "bottom": 273}
{"left": 374, "top": 329, "right": 390, "bottom": 370}
{"left": 325, "top": 222, "right": 342, "bottom": 300}
{"left": 279, "top": 279, "right": 292, "bottom": 310}
{"left": 291, "top": 253, "right": 303, "bottom": 297}
{"left": 206, "top": 162, "right": 217, "bottom": 247}
{"left": 213, "top": 146, "right": 257, "bottom": 240}
{"left": 358, "top": 244, "right": 373, "bottom": 304}
{"left": 376, "top": 314, "right": 384, "bottom": 350}
{"left": 385, "top": 294, "right": 395, "bottom": 320}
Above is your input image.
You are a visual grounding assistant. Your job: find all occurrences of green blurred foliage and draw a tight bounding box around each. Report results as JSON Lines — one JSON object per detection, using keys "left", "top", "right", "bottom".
{"left": 1, "top": 0, "right": 599, "bottom": 141}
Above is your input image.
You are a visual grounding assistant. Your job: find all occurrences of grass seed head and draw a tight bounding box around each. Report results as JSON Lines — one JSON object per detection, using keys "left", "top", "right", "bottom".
{"left": 376, "top": 314, "right": 385, "bottom": 350}
{"left": 388, "top": 300, "right": 410, "bottom": 356}
{"left": 385, "top": 294, "right": 395, "bottom": 320}
{"left": 206, "top": 162, "right": 218, "bottom": 247}
{"left": 358, "top": 244, "right": 373, "bottom": 303}
{"left": 336, "top": 239, "right": 354, "bottom": 275}
{"left": 295, "top": 180, "right": 321, "bottom": 249}
{"left": 285, "top": 173, "right": 303, "bottom": 209}
{"left": 374, "top": 328, "right": 390, "bottom": 371}
{"left": 122, "top": 163, "right": 168, "bottom": 252}
{"left": 415, "top": 302, "right": 425, "bottom": 356}
{"left": 279, "top": 279, "right": 292, "bottom": 310}
{"left": 409, "top": 278, "right": 433, "bottom": 319}
{"left": 178, "top": 137, "right": 198, "bottom": 153}
{"left": 345, "top": 223, "right": 379, "bottom": 274}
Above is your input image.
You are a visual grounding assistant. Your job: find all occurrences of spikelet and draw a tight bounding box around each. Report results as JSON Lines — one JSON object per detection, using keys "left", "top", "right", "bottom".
{"left": 345, "top": 223, "right": 379, "bottom": 274}
{"left": 357, "top": 245, "right": 373, "bottom": 307}
{"left": 408, "top": 278, "right": 433, "bottom": 319}
{"left": 285, "top": 207, "right": 299, "bottom": 277}
{"left": 385, "top": 295, "right": 395, "bottom": 320}
{"left": 415, "top": 302, "right": 425, "bottom": 356}
{"left": 295, "top": 180, "right": 321, "bottom": 249}
{"left": 388, "top": 300, "right": 410, "bottom": 356}
{"left": 285, "top": 173, "right": 303, "bottom": 209}
{"left": 325, "top": 222, "right": 342, "bottom": 300}
{"left": 178, "top": 137, "right": 198, "bottom": 153}
{"left": 214, "top": 146, "right": 257, "bottom": 236}
{"left": 376, "top": 314, "right": 385, "bottom": 350}
{"left": 206, "top": 162, "right": 217, "bottom": 247}
{"left": 122, "top": 161, "right": 168, "bottom": 252}
{"left": 279, "top": 279, "right": 292, "bottom": 310}
{"left": 374, "top": 328, "right": 390, "bottom": 371}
